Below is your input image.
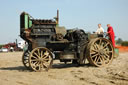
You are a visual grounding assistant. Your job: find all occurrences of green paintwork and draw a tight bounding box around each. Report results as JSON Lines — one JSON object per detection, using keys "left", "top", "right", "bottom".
{"left": 24, "top": 14, "right": 32, "bottom": 28}
{"left": 114, "top": 48, "right": 119, "bottom": 57}
{"left": 25, "top": 14, "right": 28, "bottom": 29}
{"left": 29, "top": 20, "right": 32, "bottom": 28}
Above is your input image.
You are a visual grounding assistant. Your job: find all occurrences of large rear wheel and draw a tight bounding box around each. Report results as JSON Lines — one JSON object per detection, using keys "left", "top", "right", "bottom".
{"left": 86, "top": 38, "right": 114, "bottom": 67}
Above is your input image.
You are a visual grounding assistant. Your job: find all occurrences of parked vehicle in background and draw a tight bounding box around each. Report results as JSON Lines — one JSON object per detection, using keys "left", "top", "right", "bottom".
{"left": 2, "top": 43, "right": 17, "bottom": 51}
{"left": 0, "top": 48, "right": 8, "bottom": 52}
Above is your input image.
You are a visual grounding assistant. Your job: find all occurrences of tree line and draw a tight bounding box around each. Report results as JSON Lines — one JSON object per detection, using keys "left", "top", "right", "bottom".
{"left": 116, "top": 38, "right": 128, "bottom": 46}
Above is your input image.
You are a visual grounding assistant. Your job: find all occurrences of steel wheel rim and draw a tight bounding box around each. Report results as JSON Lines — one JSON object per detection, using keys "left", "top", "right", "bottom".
{"left": 29, "top": 47, "right": 53, "bottom": 72}
{"left": 88, "top": 38, "right": 114, "bottom": 67}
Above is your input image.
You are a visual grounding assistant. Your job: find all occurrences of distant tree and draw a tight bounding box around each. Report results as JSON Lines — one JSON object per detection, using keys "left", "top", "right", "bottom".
{"left": 116, "top": 38, "right": 123, "bottom": 45}
{"left": 121, "top": 41, "right": 128, "bottom": 46}
{"left": 0, "top": 45, "right": 3, "bottom": 49}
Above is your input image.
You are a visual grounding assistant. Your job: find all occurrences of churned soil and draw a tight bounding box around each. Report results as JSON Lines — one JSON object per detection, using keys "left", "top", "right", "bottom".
{"left": 0, "top": 52, "right": 128, "bottom": 85}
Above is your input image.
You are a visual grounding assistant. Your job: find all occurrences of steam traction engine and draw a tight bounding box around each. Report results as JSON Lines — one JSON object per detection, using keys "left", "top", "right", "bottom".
{"left": 20, "top": 10, "right": 114, "bottom": 71}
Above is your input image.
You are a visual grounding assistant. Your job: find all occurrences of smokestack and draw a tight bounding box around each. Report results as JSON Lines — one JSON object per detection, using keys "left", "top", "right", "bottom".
{"left": 16, "top": 39, "right": 18, "bottom": 48}
{"left": 56, "top": 10, "right": 59, "bottom": 25}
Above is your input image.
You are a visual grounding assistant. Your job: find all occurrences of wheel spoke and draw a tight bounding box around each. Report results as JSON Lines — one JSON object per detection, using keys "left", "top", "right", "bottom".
{"left": 90, "top": 51, "right": 97, "bottom": 55}
{"left": 91, "top": 53, "right": 99, "bottom": 58}
{"left": 44, "top": 51, "right": 49, "bottom": 56}
{"left": 91, "top": 48, "right": 98, "bottom": 52}
{"left": 43, "top": 54, "right": 49, "bottom": 59}
{"left": 93, "top": 43, "right": 98, "bottom": 50}
{"left": 43, "top": 62, "right": 49, "bottom": 68}
{"left": 94, "top": 43, "right": 98, "bottom": 50}
{"left": 32, "top": 60, "right": 38, "bottom": 64}
{"left": 91, "top": 47, "right": 98, "bottom": 54}
{"left": 103, "top": 42, "right": 109, "bottom": 48}
{"left": 104, "top": 47, "right": 109, "bottom": 51}
{"left": 96, "top": 56, "right": 103, "bottom": 64}
{"left": 31, "top": 59, "right": 37, "bottom": 62}
{"left": 96, "top": 56, "right": 100, "bottom": 62}
{"left": 35, "top": 61, "right": 40, "bottom": 66}
{"left": 37, "top": 49, "right": 40, "bottom": 57}
{"left": 41, "top": 50, "right": 44, "bottom": 58}
{"left": 43, "top": 56, "right": 52, "bottom": 62}
{"left": 34, "top": 64, "right": 40, "bottom": 71}
{"left": 33, "top": 52, "right": 40, "bottom": 58}
{"left": 94, "top": 55, "right": 98, "bottom": 62}
{"left": 38, "top": 62, "right": 42, "bottom": 71}
{"left": 104, "top": 53, "right": 110, "bottom": 59}
{"left": 100, "top": 55, "right": 105, "bottom": 64}
{"left": 100, "top": 41, "right": 105, "bottom": 48}
{"left": 96, "top": 43, "right": 100, "bottom": 50}
{"left": 99, "top": 39, "right": 102, "bottom": 46}
{"left": 43, "top": 58, "right": 49, "bottom": 61}
{"left": 31, "top": 56, "right": 38, "bottom": 59}
{"left": 102, "top": 55, "right": 107, "bottom": 60}
{"left": 106, "top": 50, "right": 113, "bottom": 54}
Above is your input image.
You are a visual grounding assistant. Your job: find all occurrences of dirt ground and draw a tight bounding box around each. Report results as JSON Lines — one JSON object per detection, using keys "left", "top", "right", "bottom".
{"left": 0, "top": 51, "right": 128, "bottom": 85}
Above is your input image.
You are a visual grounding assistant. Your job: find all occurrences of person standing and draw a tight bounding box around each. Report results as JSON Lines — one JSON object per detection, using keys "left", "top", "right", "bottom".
{"left": 96, "top": 24, "right": 104, "bottom": 34}
{"left": 10, "top": 47, "right": 14, "bottom": 52}
{"left": 107, "top": 24, "right": 115, "bottom": 47}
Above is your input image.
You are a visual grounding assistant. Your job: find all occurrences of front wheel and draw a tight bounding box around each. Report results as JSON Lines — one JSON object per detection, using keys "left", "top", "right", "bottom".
{"left": 29, "top": 47, "right": 53, "bottom": 72}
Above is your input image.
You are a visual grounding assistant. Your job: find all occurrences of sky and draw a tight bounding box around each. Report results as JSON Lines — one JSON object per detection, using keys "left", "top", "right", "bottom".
{"left": 0, "top": 0, "right": 128, "bottom": 44}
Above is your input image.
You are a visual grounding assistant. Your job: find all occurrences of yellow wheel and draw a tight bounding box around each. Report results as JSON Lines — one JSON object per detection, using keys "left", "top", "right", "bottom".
{"left": 29, "top": 47, "right": 53, "bottom": 72}
{"left": 86, "top": 38, "right": 114, "bottom": 67}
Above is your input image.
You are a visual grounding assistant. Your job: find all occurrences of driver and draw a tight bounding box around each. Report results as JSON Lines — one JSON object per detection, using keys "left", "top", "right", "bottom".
{"left": 107, "top": 24, "right": 115, "bottom": 47}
